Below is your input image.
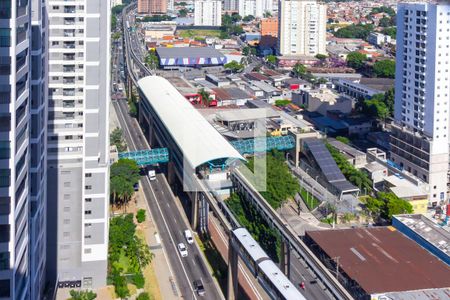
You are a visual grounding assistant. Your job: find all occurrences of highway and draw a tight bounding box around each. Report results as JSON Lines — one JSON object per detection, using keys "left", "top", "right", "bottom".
{"left": 112, "top": 98, "right": 224, "bottom": 300}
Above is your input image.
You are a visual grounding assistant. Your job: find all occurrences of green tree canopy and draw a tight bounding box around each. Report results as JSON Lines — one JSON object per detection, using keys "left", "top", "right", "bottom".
{"left": 145, "top": 51, "right": 159, "bottom": 70}
{"left": 292, "top": 63, "right": 307, "bottom": 78}
{"left": 363, "top": 98, "right": 389, "bottom": 120}
{"left": 334, "top": 24, "right": 374, "bottom": 39}
{"left": 315, "top": 54, "right": 328, "bottom": 60}
{"left": 69, "top": 290, "right": 97, "bottom": 300}
{"left": 178, "top": 8, "right": 188, "bottom": 17}
{"left": 242, "top": 15, "right": 255, "bottom": 22}
{"left": 346, "top": 51, "right": 367, "bottom": 70}
{"left": 266, "top": 55, "right": 277, "bottom": 64}
{"left": 378, "top": 192, "right": 413, "bottom": 219}
{"left": 110, "top": 159, "right": 140, "bottom": 210}
{"left": 110, "top": 127, "right": 127, "bottom": 152}
{"left": 373, "top": 60, "right": 396, "bottom": 78}
{"left": 232, "top": 13, "right": 242, "bottom": 23}
{"left": 224, "top": 61, "right": 244, "bottom": 73}
{"left": 198, "top": 88, "right": 212, "bottom": 106}
{"left": 382, "top": 27, "right": 396, "bottom": 38}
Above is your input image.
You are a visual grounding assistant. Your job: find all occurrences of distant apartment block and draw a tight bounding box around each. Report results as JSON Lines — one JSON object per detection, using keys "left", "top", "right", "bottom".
{"left": 278, "top": 0, "right": 327, "bottom": 56}
{"left": 47, "top": 0, "right": 110, "bottom": 290}
{"left": 239, "top": 0, "right": 274, "bottom": 18}
{"left": 391, "top": 2, "right": 450, "bottom": 205}
{"left": 138, "top": 0, "right": 167, "bottom": 15}
{"left": 194, "top": 0, "right": 222, "bottom": 26}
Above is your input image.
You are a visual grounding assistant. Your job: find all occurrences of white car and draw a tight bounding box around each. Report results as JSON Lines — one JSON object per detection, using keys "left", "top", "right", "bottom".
{"left": 184, "top": 230, "right": 194, "bottom": 244}
{"left": 178, "top": 243, "right": 188, "bottom": 257}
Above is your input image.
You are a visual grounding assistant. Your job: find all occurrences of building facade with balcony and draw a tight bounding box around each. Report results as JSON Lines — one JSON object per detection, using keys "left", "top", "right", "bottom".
{"left": 391, "top": 2, "right": 450, "bottom": 206}
{"left": 278, "top": 0, "right": 327, "bottom": 57}
{"left": 0, "top": 0, "right": 48, "bottom": 299}
{"left": 47, "top": 0, "right": 110, "bottom": 290}
{"left": 194, "top": 0, "right": 222, "bottom": 26}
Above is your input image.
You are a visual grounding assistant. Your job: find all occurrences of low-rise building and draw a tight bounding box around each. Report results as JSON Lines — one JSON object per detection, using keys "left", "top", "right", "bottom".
{"left": 260, "top": 18, "right": 278, "bottom": 47}
{"left": 368, "top": 32, "right": 392, "bottom": 47}
{"left": 212, "top": 87, "right": 253, "bottom": 106}
{"left": 384, "top": 175, "right": 429, "bottom": 214}
{"left": 328, "top": 139, "right": 366, "bottom": 167}
{"left": 393, "top": 214, "right": 450, "bottom": 266}
{"left": 305, "top": 228, "right": 450, "bottom": 300}
{"left": 293, "top": 88, "right": 353, "bottom": 115}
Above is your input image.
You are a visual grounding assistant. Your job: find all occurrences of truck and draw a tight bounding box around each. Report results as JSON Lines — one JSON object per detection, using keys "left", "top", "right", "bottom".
{"left": 148, "top": 169, "right": 156, "bottom": 181}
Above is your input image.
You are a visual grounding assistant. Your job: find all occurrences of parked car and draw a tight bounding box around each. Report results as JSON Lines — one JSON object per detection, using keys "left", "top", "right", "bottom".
{"left": 133, "top": 183, "right": 139, "bottom": 191}
{"left": 178, "top": 243, "right": 188, "bottom": 257}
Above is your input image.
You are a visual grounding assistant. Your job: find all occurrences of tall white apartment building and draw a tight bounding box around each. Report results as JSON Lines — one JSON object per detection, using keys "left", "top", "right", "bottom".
{"left": 0, "top": 0, "right": 48, "bottom": 299}
{"left": 390, "top": 2, "right": 450, "bottom": 205}
{"left": 224, "top": 0, "right": 239, "bottom": 12}
{"left": 47, "top": 0, "right": 110, "bottom": 289}
{"left": 194, "top": 0, "right": 222, "bottom": 26}
{"left": 239, "top": 0, "right": 274, "bottom": 18}
{"left": 278, "top": 0, "right": 327, "bottom": 56}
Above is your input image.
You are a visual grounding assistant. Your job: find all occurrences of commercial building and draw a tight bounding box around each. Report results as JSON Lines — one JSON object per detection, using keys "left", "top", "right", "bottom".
{"left": 293, "top": 88, "right": 353, "bottom": 115}
{"left": 0, "top": 0, "right": 48, "bottom": 299}
{"left": 239, "top": 0, "right": 274, "bottom": 18}
{"left": 305, "top": 228, "right": 450, "bottom": 299}
{"left": 194, "top": 0, "right": 222, "bottom": 26}
{"left": 260, "top": 18, "right": 278, "bottom": 47}
{"left": 47, "top": 0, "right": 110, "bottom": 290}
{"left": 390, "top": 2, "right": 450, "bottom": 205}
{"left": 278, "top": 0, "right": 327, "bottom": 57}
{"left": 393, "top": 214, "right": 450, "bottom": 266}
{"left": 155, "top": 47, "right": 227, "bottom": 69}
{"left": 368, "top": 32, "right": 392, "bottom": 47}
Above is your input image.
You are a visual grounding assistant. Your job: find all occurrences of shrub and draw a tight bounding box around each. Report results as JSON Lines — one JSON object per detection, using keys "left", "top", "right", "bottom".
{"left": 133, "top": 272, "right": 145, "bottom": 289}
{"left": 137, "top": 292, "right": 151, "bottom": 300}
{"left": 136, "top": 209, "right": 146, "bottom": 223}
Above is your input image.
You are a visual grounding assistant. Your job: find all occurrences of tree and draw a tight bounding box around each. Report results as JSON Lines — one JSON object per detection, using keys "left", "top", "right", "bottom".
{"left": 110, "top": 159, "right": 140, "bottom": 210}
{"left": 364, "top": 196, "right": 384, "bottom": 219}
{"left": 224, "top": 61, "right": 244, "bottom": 73}
{"left": 232, "top": 13, "right": 242, "bottom": 23}
{"left": 382, "top": 27, "right": 396, "bottom": 39}
{"left": 69, "top": 290, "right": 97, "bottom": 300}
{"left": 334, "top": 24, "right": 374, "bottom": 40}
{"left": 346, "top": 51, "right": 367, "bottom": 70}
{"left": 137, "top": 293, "right": 151, "bottom": 300}
{"left": 379, "top": 16, "right": 395, "bottom": 28}
{"left": 198, "top": 88, "right": 212, "bottom": 106}
{"left": 336, "top": 136, "right": 350, "bottom": 144}
{"left": 110, "top": 127, "right": 127, "bottom": 152}
{"left": 242, "top": 46, "right": 256, "bottom": 56}
{"left": 263, "top": 11, "right": 272, "bottom": 18}
{"left": 315, "top": 54, "right": 328, "bottom": 60}
{"left": 373, "top": 60, "right": 396, "bottom": 78}
{"left": 266, "top": 55, "right": 277, "bottom": 65}
{"left": 112, "top": 31, "right": 121, "bottom": 42}
{"left": 145, "top": 51, "right": 159, "bottom": 70}
{"left": 112, "top": 4, "right": 126, "bottom": 15}
{"left": 242, "top": 15, "right": 255, "bottom": 23}
{"left": 377, "top": 192, "right": 413, "bottom": 219}
{"left": 292, "top": 63, "right": 307, "bottom": 78}
{"left": 111, "top": 15, "right": 117, "bottom": 30}
{"left": 363, "top": 99, "right": 389, "bottom": 120}
{"left": 178, "top": 8, "right": 188, "bottom": 17}
{"left": 136, "top": 209, "right": 146, "bottom": 223}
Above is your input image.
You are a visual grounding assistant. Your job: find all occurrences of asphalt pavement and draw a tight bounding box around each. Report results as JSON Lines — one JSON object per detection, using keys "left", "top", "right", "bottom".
{"left": 112, "top": 99, "right": 223, "bottom": 300}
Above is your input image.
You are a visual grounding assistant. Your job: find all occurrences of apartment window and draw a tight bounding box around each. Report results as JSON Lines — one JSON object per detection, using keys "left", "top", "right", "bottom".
{"left": 85, "top": 223, "right": 92, "bottom": 227}
{"left": 0, "top": 252, "right": 9, "bottom": 270}
{"left": 85, "top": 173, "right": 92, "bottom": 177}
{"left": 84, "top": 248, "right": 91, "bottom": 254}
{"left": 85, "top": 210, "right": 91, "bottom": 215}
{"left": 63, "top": 219, "right": 70, "bottom": 225}
{"left": 0, "top": 279, "right": 10, "bottom": 298}
{"left": 63, "top": 207, "right": 70, "bottom": 212}
{"left": 85, "top": 198, "right": 92, "bottom": 202}
{"left": 84, "top": 235, "right": 91, "bottom": 239}
{"left": 85, "top": 185, "right": 92, "bottom": 190}
{"left": 63, "top": 232, "right": 70, "bottom": 237}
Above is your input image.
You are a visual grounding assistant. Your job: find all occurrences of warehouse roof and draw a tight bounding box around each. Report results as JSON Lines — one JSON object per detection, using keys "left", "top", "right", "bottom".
{"left": 138, "top": 76, "right": 244, "bottom": 169}
{"left": 212, "top": 87, "right": 252, "bottom": 101}
{"left": 216, "top": 108, "right": 279, "bottom": 122}
{"left": 306, "top": 228, "right": 450, "bottom": 294}
{"left": 156, "top": 46, "right": 226, "bottom": 59}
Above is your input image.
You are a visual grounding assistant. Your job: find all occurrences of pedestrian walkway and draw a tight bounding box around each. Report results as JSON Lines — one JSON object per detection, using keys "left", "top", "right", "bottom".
{"left": 277, "top": 199, "right": 330, "bottom": 236}
{"left": 135, "top": 189, "right": 181, "bottom": 300}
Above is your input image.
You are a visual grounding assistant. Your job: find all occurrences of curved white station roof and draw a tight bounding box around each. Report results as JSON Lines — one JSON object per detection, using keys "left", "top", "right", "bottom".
{"left": 138, "top": 76, "right": 244, "bottom": 169}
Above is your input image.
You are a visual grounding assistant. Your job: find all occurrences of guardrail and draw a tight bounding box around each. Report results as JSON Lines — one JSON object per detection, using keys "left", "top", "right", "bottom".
{"left": 231, "top": 168, "right": 355, "bottom": 300}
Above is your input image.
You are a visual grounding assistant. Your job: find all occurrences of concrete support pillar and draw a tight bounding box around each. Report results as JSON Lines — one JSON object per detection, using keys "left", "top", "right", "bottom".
{"left": 167, "top": 161, "right": 175, "bottom": 186}
{"left": 227, "top": 237, "right": 238, "bottom": 300}
{"left": 280, "top": 240, "right": 291, "bottom": 279}
{"left": 190, "top": 191, "right": 198, "bottom": 231}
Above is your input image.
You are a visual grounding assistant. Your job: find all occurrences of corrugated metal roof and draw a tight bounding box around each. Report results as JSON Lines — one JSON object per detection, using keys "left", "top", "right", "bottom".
{"left": 138, "top": 76, "right": 244, "bottom": 169}
{"left": 306, "top": 228, "right": 450, "bottom": 294}
{"left": 156, "top": 46, "right": 226, "bottom": 59}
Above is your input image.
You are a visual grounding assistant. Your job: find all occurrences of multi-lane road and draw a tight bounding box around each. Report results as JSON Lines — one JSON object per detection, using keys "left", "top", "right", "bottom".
{"left": 112, "top": 97, "right": 223, "bottom": 300}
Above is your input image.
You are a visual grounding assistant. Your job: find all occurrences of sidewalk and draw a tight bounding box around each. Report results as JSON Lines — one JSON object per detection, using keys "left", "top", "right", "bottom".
{"left": 277, "top": 199, "right": 330, "bottom": 236}
{"left": 135, "top": 188, "right": 181, "bottom": 300}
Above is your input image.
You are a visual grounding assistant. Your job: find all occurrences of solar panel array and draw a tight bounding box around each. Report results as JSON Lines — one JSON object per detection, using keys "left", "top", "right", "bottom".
{"left": 303, "top": 138, "right": 346, "bottom": 182}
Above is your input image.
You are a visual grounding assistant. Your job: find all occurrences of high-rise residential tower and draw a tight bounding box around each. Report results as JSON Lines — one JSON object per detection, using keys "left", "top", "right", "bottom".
{"left": 239, "top": 0, "right": 274, "bottom": 18}
{"left": 194, "top": 0, "right": 222, "bottom": 26}
{"left": 47, "top": 0, "right": 110, "bottom": 289}
{"left": 138, "top": 0, "right": 168, "bottom": 15}
{"left": 138, "top": 0, "right": 150, "bottom": 14}
{"left": 278, "top": 0, "right": 327, "bottom": 56}
{"left": 0, "top": 0, "right": 48, "bottom": 299}
{"left": 390, "top": 2, "right": 450, "bottom": 205}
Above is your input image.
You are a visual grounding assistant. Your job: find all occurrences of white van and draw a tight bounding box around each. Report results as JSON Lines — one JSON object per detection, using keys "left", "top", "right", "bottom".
{"left": 184, "top": 229, "right": 194, "bottom": 244}
{"left": 148, "top": 169, "right": 156, "bottom": 181}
